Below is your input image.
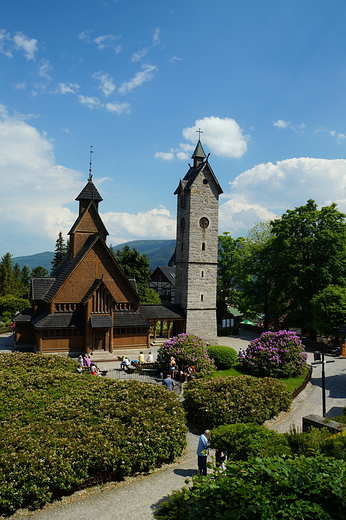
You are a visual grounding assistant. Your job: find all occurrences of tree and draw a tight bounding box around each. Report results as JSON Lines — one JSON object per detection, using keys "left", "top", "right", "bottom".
{"left": 0, "top": 253, "right": 22, "bottom": 297}
{"left": 0, "top": 295, "right": 30, "bottom": 317}
{"left": 238, "top": 222, "right": 287, "bottom": 329}
{"left": 217, "top": 232, "right": 243, "bottom": 320}
{"left": 31, "top": 266, "right": 49, "bottom": 278}
{"left": 269, "top": 200, "right": 346, "bottom": 338}
{"left": 110, "top": 245, "right": 152, "bottom": 302}
{"left": 51, "top": 231, "right": 68, "bottom": 274}
{"left": 311, "top": 285, "right": 346, "bottom": 336}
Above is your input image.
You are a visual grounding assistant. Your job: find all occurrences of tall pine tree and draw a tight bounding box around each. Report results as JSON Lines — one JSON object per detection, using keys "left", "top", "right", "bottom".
{"left": 51, "top": 231, "right": 68, "bottom": 274}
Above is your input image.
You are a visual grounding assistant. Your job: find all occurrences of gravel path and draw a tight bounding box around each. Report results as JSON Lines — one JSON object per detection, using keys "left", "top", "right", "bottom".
{"left": 4, "top": 330, "right": 346, "bottom": 519}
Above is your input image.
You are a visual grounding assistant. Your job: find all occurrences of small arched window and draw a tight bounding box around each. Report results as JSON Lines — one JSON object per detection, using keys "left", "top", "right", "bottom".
{"left": 202, "top": 242, "right": 205, "bottom": 251}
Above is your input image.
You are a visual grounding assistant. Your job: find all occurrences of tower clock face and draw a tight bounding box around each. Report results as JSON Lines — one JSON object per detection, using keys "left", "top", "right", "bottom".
{"left": 199, "top": 217, "right": 209, "bottom": 229}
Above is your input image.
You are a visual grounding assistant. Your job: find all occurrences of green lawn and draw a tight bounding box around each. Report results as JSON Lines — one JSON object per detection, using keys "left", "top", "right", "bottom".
{"left": 210, "top": 364, "right": 310, "bottom": 395}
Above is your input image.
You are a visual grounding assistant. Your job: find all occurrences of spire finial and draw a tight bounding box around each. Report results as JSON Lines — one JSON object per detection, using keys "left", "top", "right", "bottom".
{"left": 88, "top": 146, "right": 94, "bottom": 181}
{"left": 196, "top": 128, "right": 203, "bottom": 140}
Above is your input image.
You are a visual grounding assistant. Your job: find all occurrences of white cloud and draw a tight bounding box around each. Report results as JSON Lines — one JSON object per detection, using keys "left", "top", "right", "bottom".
{"left": 78, "top": 95, "right": 102, "bottom": 108}
{"left": 93, "top": 34, "right": 120, "bottom": 50}
{"left": 38, "top": 59, "right": 52, "bottom": 80}
{"left": 102, "top": 207, "right": 176, "bottom": 244}
{"left": 154, "top": 142, "right": 194, "bottom": 161}
{"left": 176, "top": 152, "right": 189, "bottom": 160}
{"left": 118, "top": 64, "right": 157, "bottom": 94}
{"left": 93, "top": 71, "right": 116, "bottom": 97}
{"left": 56, "top": 83, "right": 80, "bottom": 94}
{"left": 13, "top": 32, "right": 38, "bottom": 60}
{"left": 183, "top": 116, "right": 249, "bottom": 158}
{"left": 0, "top": 111, "right": 84, "bottom": 255}
{"left": 131, "top": 48, "right": 150, "bottom": 62}
{"left": 219, "top": 157, "right": 346, "bottom": 237}
{"left": 273, "top": 119, "right": 306, "bottom": 133}
{"left": 105, "top": 102, "right": 130, "bottom": 114}
{"left": 0, "top": 30, "right": 13, "bottom": 58}
{"left": 273, "top": 119, "right": 290, "bottom": 129}
{"left": 154, "top": 151, "right": 174, "bottom": 161}
{"left": 329, "top": 130, "right": 346, "bottom": 144}
{"left": 170, "top": 56, "right": 182, "bottom": 63}
{"left": 13, "top": 82, "right": 26, "bottom": 90}
{"left": 152, "top": 28, "right": 160, "bottom": 45}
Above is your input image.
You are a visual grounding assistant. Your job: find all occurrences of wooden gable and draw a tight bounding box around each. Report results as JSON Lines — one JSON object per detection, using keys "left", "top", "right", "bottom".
{"left": 69, "top": 202, "right": 108, "bottom": 258}
{"left": 53, "top": 238, "right": 140, "bottom": 309}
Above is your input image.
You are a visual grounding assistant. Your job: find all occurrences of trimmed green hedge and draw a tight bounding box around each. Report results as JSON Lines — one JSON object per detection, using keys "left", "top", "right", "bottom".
{"left": 210, "top": 423, "right": 292, "bottom": 460}
{"left": 154, "top": 455, "right": 346, "bottom": 519}
{"left": 183, "top": 375, "right": 291, "bottom": 429}
{"left": 206, "top": 345, "right": 238, "bottom": 369}
{"left": 0, "top": 352, "right": 187, "bottom": 516}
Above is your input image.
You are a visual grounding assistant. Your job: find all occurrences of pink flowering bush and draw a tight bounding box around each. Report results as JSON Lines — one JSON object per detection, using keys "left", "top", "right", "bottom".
{"left": 158, "top": 334, "right": 216, "bottom": 376}
{"left": 241, "top": 330, "right": 307, "bottom": 378}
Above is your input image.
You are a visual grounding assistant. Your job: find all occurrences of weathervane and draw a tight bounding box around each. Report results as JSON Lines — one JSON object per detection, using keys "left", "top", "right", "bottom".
{"left": 196, "top": 128, "right": 203, "bottom": 140}
{"left": 88, "top": 146, "right": 94, "bottom": 181}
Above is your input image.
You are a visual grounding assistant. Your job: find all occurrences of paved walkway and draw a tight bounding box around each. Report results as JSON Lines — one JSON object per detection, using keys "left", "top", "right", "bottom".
{"left": 4, "top": 330, "right": 346, "bottom": 519}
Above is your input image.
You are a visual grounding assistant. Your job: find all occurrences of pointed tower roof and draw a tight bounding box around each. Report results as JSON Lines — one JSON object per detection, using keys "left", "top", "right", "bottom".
{"left": 76, "top": 178, "right": 103, "bottom": 203}
{"left": 191, "top": 139, "right": 206, "bottom": 160}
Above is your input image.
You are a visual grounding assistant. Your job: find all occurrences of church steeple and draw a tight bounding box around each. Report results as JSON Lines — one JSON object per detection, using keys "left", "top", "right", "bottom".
{"left": 192, "top": 139, "right": 206, "bottom": 167}
{"left": 76, "top": 179, "right": 103, "bottom": 215}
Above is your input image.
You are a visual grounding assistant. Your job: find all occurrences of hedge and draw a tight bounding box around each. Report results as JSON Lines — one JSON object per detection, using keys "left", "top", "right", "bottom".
{"left": 154, "top": 455, "right": 346, "bottom": 519}
{"left": 0, "top": 352, "right": 187, "bottom": 516}
{"left": 206, "top": 345, "right": 238, "bottom": 369}
{"left": 183, "top": 375, "right": 291, "bottom": 429}
{"left": 210, "top": 423, "right": 292, "bottom": 460}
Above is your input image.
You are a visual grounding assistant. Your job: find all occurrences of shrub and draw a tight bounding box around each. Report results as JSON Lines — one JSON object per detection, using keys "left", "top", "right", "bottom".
{"left": 287, "top": 427, "right": 346, "bottom": 461}
{"left": 154, "top": 455, "right": 346, "bottom": 520}
{"left": 206, "top": 345, "right": 237, "bottom": 369}
{"left": 183, "top": 375, "right": 291, "bottom": 429}
{"left": 0, "top": 352, "right": 187, "bottom": 516}
{"left": 158, "top": 333, "right": 216, "bottom": 376}
{"left": 210, "top": 423, "right": 292, "bottom": 460}
{"left": 241, "top": 330, "right": 307, "bottom": 378}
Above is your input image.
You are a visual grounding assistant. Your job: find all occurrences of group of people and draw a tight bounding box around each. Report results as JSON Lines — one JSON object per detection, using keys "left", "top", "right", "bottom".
{"left": 77, "top": 354, "right": 102, "bottom": 376}
{"left": 120, "top": 351, "right": 155, "bottom": 371}
{"left": 168, "top": 356, "right": 196, "bottom": 382}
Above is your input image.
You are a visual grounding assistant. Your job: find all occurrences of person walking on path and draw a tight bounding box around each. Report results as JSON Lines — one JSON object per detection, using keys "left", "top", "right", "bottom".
{"left": 162, "top": 373, "right": 175, "bottom": 391}
{"left": 196, "top": 430, "right": 210, "bottom": 476}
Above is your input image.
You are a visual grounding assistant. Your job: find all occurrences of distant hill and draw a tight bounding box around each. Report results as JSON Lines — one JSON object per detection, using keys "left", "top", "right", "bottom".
{"left": 13, "top": 239, "right": 176, "bottom": 272}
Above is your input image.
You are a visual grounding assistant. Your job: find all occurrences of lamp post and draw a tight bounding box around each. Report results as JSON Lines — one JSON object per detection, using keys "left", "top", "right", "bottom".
{"left": 312, "top": 341, "right": 335, "bottom": 417}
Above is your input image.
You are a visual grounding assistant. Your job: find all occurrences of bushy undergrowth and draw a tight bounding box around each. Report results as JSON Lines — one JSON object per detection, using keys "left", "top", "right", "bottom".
{"left": 241, "top": 330, "right": 307, "bottom": 378}
{"left": 154, "top": 455, "right": 346, "bottom": 519}
{"left": 183, "top": 375, "right": 291, "bottom": 429}
{"left": 206, "top": 345, "right": 238, "bottom": 369}
{"left": 210, "top": 423, "right": 292, "bottom": 460}
{"left": 0, "top": 352, "right": 186, "bottom": 516}
{"left": 158, "top": 334, "right": 216, "bottom": 376}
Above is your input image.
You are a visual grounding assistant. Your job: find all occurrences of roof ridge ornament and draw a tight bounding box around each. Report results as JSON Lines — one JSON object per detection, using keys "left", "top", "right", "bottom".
{"left": 88, "top": 146, "right": 94, "bottom": 181}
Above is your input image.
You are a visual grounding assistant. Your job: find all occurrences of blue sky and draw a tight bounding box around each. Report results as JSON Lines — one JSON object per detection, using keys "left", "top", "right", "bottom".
{"left": 2, "top": 0, "right": 346, "bottom": 257}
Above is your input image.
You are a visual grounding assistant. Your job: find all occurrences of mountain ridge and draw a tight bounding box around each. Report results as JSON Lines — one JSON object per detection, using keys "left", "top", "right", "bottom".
{"left": 12, "top": 239, "right": 176, "bottom": 272}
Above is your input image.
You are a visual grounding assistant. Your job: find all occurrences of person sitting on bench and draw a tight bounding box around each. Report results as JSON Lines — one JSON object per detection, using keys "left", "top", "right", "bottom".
{"left": 120, "top": 356, "right": 131, "bottom": 370}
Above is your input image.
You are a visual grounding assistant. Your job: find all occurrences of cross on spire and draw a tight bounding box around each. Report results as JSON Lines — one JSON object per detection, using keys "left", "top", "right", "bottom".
{"left": 196, "top": 128, "right": 203, "bottom": 140}
{"left": 88, "top": 146, "right": 94, "bottom": 181}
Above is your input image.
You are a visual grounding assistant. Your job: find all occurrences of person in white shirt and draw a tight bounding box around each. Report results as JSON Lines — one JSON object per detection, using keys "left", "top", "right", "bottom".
{"left": 147, "top": 351, "right": 154, "bottom": 363}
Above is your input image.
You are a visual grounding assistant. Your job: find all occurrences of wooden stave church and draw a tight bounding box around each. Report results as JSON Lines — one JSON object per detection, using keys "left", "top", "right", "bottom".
{"left": 14, "top": 177, "right": 157, "bottom": 354}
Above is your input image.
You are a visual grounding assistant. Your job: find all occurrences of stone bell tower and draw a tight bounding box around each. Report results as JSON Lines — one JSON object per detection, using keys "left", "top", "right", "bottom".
{"left": 174, "top": 139, "right": 223, "bottom": 344}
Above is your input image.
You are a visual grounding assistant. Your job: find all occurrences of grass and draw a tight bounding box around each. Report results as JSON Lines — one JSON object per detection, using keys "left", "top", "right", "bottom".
{"left": 210, "top": 364, "right": 310, "bottom": 395}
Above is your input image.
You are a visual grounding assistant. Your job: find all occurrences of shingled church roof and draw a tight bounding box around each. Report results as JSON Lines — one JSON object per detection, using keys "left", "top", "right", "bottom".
{"left": 76, "top": 179, "right": 103, "bottom": 202}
